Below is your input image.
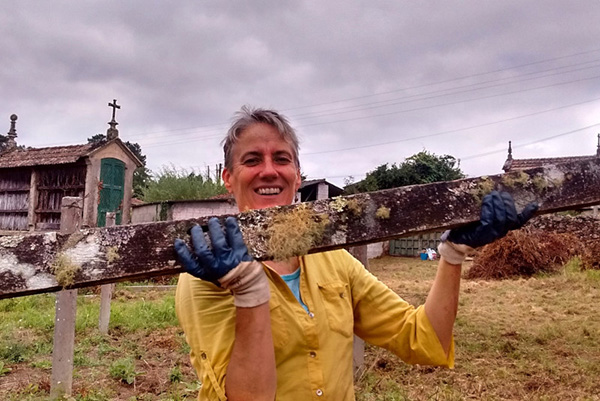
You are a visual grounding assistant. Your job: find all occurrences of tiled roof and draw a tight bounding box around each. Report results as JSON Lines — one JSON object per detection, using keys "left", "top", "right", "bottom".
{"left": 207, "top": 192, "right": 235, "bottom": 200}
{"left": 300, "top": 178, "right": 343, "bottom": 193}
{"left": 503, "top": 155, "right": 598, "bottom": 171}
{"left": 0, "top": 143, "right": 95, "bottom": 168}
{"left": 130, "top": 198, "right": 146, "bottom": 206}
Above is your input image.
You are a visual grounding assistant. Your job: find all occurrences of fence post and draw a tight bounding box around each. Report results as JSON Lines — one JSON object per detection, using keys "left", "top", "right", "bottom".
{"left": 348, "top": 245, "right": 368, "bottom": 379}
{"left": 50, "top": 196, "right": 83, "bottom": 399}
{"left": 98, "top": 212, "right": 116, "bottom": 334}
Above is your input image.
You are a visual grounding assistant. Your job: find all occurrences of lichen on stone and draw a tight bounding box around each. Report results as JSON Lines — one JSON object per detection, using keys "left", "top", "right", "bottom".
{"left": 330, "top": 196, "right": 348, "bottom": 212}
{"left": 502, "top": 171, "right": 530, "bottom": 188}
{"left": 346, "top": 198, "right": 363, "bottom": 216}
{"left": 470, "top": 177, "right": 495, "bottom": 203}
{"left": 106, "top": 246, "right": 121, "bottom": 264}
{"left": 375, "top": 206, "right": 391, "bottom": 219}
{"left": 51, "top": 253, "right": 81, "bottom": 287}
{"left": 266, "top": 204, "right": 329, "bottom": 261}
{"left": 531, "top": 174, "right": 548, "bottom": 192}
{"left": 330, "top": 196, "right": 363, "bottom": 216}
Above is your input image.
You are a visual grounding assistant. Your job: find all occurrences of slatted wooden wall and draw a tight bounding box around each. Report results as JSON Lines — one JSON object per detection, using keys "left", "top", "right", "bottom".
{"left": 0, "top": 168, "right": 31, "bottom": 230}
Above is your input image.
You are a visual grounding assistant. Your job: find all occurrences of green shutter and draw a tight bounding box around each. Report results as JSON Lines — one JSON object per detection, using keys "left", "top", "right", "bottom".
{"left": 97, "top": 158, "right": 125, "bottom": 227}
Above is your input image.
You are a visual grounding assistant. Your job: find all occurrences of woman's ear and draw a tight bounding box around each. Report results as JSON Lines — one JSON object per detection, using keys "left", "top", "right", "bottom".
{"left": 223, "top": 167, "right": 233, "bottom": 193}
{"left": 295, "top": 168, "right": 302, "bottom": 192}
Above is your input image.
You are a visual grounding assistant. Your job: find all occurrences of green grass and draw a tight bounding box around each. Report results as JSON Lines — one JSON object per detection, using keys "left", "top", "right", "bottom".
{"left": 1, "top": 258, "right": 600, "bottom": 400}
{"left": 109, "top": 357, "right": 140, "bottom": 385}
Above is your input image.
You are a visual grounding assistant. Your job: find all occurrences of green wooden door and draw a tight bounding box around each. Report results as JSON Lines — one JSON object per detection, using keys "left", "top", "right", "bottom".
{"left": 97, "top": 158, "right": 125, "bottom": 227}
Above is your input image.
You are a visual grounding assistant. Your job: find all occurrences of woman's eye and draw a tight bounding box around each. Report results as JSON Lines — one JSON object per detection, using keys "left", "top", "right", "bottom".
{"left": 243, "top": 158, "right": 260, "bottom": 166}
{"left": 275, "top": 157, "right": 292, "bottom": 164}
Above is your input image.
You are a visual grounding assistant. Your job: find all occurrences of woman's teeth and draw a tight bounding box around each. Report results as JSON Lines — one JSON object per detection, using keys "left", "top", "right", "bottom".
{"left": 257, "top": 188, "right": 281, "bottom": 195}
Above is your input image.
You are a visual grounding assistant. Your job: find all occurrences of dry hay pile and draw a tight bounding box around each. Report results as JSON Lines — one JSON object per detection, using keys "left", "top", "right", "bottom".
{"left": 580, "top": 242, "right": 600, "bottom": 270}
{"left": 465, "top": 228, "right": 582, "bottom": 280}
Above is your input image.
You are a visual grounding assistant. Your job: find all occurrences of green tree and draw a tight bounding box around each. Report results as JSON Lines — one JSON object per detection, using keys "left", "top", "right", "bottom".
{"left": 142, "top": 165, "right": 227, "bottom": 202}
{"left": 345, "top": 150, "right": 464, "bottom": 193}
{"left": 87, "top": 134, "right": 151, "bottom": 198}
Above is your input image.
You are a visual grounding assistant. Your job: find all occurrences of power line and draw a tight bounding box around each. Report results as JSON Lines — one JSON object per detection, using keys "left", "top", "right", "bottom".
{"left": 120, "top": 48, "right": 600, "bottom": 142}
{"left": 289, "top": 59, "right": 600, "bottom": 120}
{"left": 300, "top": 96, "right": 600, "bottom": 156}
{"left": 136, "top": 73, "right": 600, "bottom": 149}
{"left": 280, "top": 47, "right": 600, "bottom": 112}
{"left": 460, "top": 123, "right": 600, "bottom": 161}
{"left": 296, "top": 74, "right": 600, "bottom": 129}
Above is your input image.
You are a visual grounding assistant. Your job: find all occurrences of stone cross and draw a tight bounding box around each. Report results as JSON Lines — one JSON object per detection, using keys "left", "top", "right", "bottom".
{"left": 106, "top": 100, "right": 121, "bottom": 140}
{"left": 108, "top": 99, "right": 120, "bottom": 122}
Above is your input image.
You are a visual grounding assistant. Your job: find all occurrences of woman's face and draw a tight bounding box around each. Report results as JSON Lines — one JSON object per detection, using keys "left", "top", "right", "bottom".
{"left": 223, "top": 123, "right": 301, "bottom": 211}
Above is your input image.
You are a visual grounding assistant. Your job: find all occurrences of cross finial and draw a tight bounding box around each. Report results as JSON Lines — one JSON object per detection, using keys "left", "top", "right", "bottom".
{"left": 106, "top": 99, "right": 121, "bottom": 140}
{"left": 108, "top": 99, "right": 120, "bottom": 122}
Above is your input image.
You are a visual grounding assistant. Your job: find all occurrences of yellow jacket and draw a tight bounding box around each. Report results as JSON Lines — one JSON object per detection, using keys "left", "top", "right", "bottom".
{"left": 176, "top": 249, "right": 453, "bottom": 400}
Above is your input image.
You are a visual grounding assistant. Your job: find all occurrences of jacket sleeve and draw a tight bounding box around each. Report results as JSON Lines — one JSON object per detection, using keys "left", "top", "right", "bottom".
{"left": 343, "top": 251, "right": 454, "bottom": 367}
{"left": 176, "top": 273, "right": 236, "bottom": 400}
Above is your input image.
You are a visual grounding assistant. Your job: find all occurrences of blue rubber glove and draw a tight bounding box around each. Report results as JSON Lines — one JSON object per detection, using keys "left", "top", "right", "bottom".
{"left": 174, "top": 217, "right": 270, "bottom": 307}
{"left": 174, "top": 216, "right": 253, "bottom": 283}
{"left": 438, "top": 191, "right": 538, "bottom": 264}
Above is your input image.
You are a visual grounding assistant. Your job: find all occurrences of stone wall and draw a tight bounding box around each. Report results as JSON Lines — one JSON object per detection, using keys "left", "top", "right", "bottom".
{"left": 171, "top": 201, "right": 238, "bottom": 220}
{"left": 528, "top": 214, "right": 600, "bottom": 243}
{"left": 131, "top": 199, "right": 238, "bottom": 223}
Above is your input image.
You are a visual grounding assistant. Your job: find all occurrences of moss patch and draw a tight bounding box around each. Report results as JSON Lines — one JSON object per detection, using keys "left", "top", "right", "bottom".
{"left": 471, "top": 177, "right": 495, "bottom": 203}
{"left": 531, "top": 174, "right": 548, "bottom": 192}
{"left": 330, "top": 196, "right": 348, "bottom": 212}
{"left": 107, "top": 247, "right": 121, "bottom": 264}
{"left": 266, "top": 204, "right": 329, "bottom": 261}
{"left": 330, "top": 196, "right": 363, "bottom": 216}
{"left": 375, "top": 206, "right": 391, "bottom": 219}
{"left": 502, "top": 171, "right": 530, "bottom": 188}
{"left": 346, "top": 198, "right": 363, "bottom": 216}
{"left": 52, "top": 253, "right": 81, "bottom": 287}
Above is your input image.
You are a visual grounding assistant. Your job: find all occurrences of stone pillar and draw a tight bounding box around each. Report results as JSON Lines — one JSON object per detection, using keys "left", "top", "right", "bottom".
{"left": 50, "top": 197, "right": 83, "bottom": 399}
{"left": 98, "top": 212, "right": 116, "bottom": 334}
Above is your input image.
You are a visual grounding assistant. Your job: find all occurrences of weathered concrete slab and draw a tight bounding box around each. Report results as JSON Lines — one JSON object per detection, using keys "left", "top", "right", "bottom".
{"left": 1, "top": 158, "right": 600, "bottom": 299}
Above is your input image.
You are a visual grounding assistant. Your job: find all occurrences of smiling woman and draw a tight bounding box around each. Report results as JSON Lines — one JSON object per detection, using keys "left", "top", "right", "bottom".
{"left": 173, "top": 106, "right": 538, "bottom": 401}
{"left": 222, "top": 122, "right": 302, "bottom": 211}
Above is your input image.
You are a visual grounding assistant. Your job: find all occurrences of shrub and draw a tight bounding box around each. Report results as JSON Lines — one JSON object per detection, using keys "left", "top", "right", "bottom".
{"left": 142, "top": 165, "right": 227, "bottom": 202}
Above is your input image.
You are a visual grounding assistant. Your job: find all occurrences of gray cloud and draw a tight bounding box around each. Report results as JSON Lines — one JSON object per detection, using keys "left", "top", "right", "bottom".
{"left": 2, "top": 0, "right": 600, "bottom": 186}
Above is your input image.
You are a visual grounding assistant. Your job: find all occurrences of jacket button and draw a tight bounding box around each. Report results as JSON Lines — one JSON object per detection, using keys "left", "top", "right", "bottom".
{"left": 316, "top": 389, "right": 323, "bottom": 396}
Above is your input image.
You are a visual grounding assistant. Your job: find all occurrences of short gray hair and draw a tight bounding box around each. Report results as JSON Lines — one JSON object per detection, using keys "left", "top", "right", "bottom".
{"left": 222, "top": 105, "right": 300, "bottom": 171}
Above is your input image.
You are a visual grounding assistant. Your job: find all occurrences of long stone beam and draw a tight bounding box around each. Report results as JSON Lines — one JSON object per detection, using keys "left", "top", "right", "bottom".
{"left": 1, "top": 159, "right": 600, "bottom": 299}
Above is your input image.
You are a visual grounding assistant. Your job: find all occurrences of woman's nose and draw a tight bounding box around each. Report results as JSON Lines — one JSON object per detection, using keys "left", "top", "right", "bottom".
{"left": 259, "top": 159, "right": 278, "bottom": 178}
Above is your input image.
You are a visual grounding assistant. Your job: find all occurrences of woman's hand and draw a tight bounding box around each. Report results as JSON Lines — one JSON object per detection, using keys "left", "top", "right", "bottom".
{"left": 175, "top": 216, "right": 269, "bottom": 307}
{"left": 438, "top": 191, "right": 538, "bottom": 265}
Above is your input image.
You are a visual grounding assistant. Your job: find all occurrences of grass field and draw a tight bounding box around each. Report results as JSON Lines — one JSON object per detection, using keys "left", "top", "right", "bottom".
{"left": 0, "top": 256, "right": 599, "bottom": 400}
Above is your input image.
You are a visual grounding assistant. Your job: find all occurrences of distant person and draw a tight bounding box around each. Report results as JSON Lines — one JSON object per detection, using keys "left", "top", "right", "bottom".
{"left": 174, "top": 106, "right": 538, "bottom": 400}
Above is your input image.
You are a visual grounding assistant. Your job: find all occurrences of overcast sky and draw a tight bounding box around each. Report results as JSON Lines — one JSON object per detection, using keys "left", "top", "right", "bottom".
{"left": 2, "top": 1, "right": 600, "bottom": 187}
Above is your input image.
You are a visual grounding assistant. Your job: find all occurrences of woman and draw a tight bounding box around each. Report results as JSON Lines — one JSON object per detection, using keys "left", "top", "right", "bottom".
{"left": 175, "top": 106, "right": 537, "bottom": 400}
